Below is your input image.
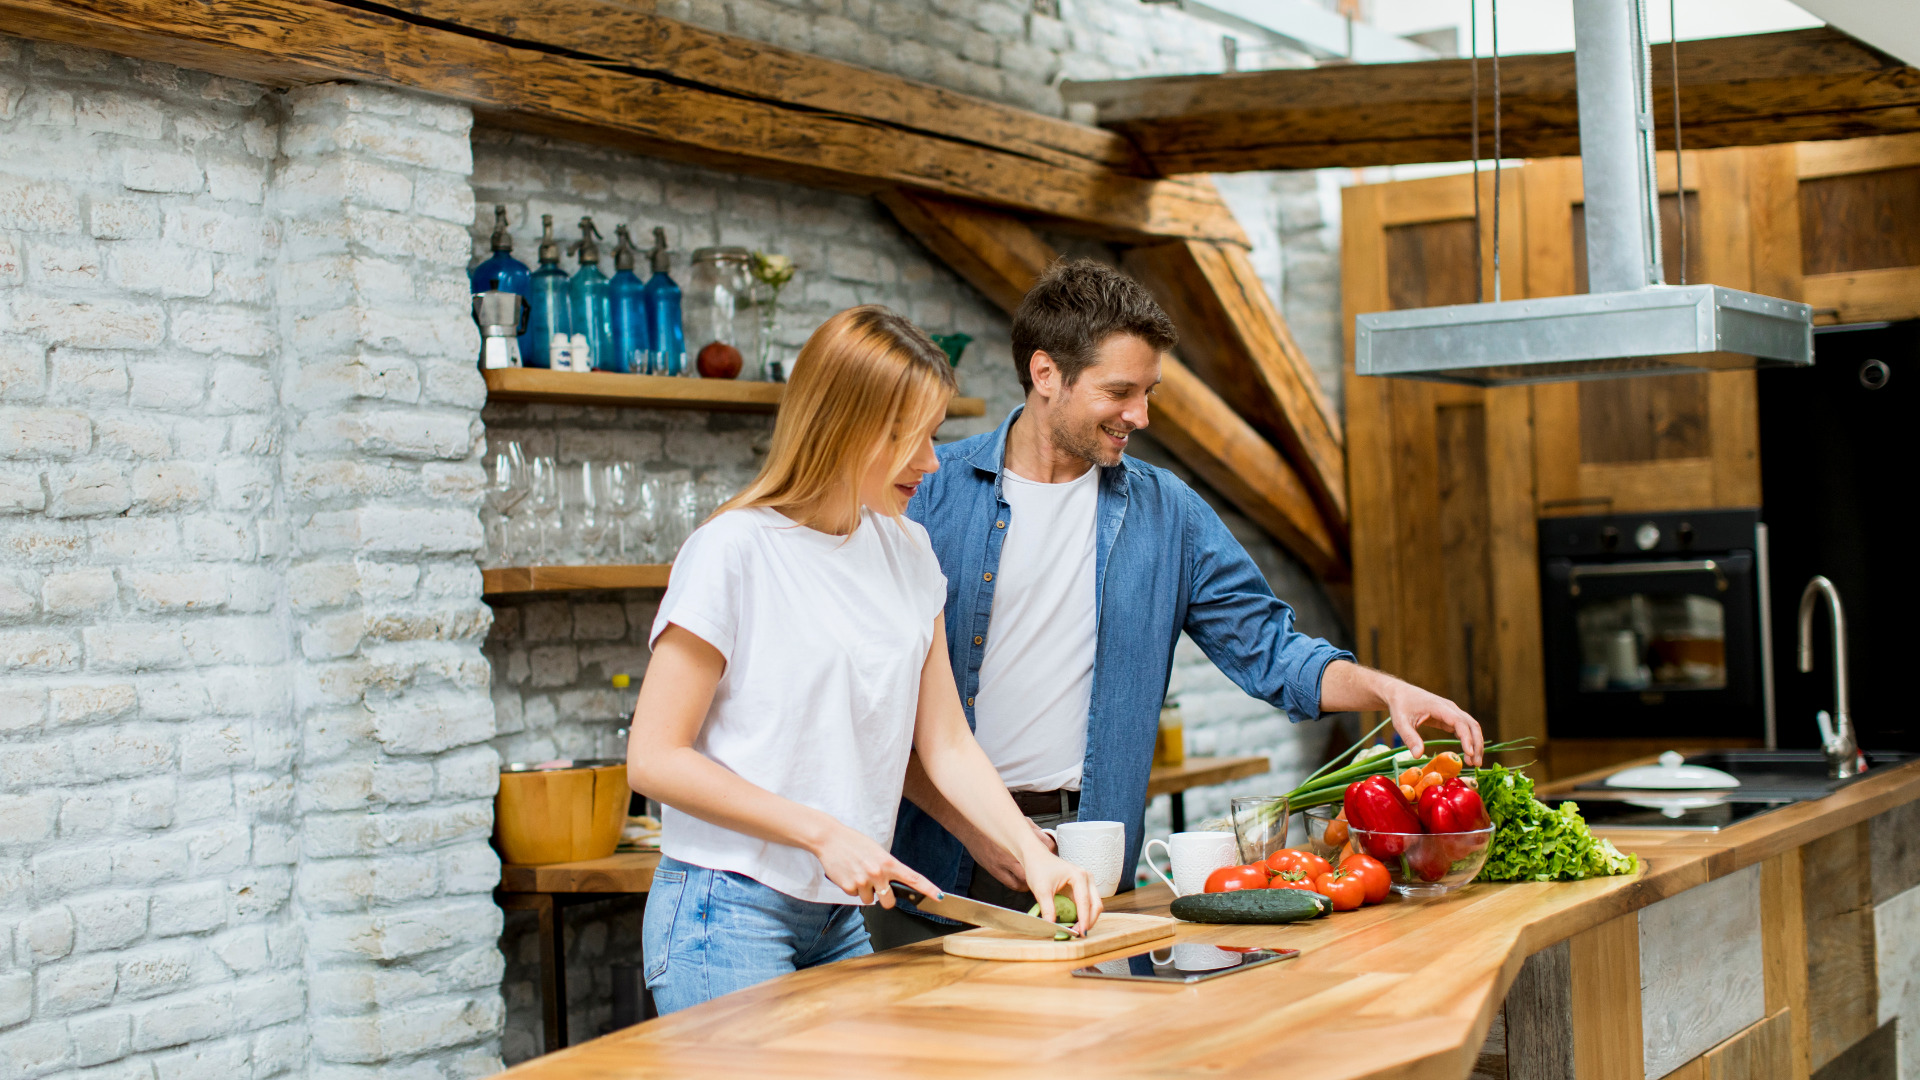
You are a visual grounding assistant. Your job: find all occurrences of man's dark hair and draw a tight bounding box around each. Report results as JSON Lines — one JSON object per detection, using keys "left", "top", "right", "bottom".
{"left": 1010, "top": 259, "right": 1177, "bottom": 394}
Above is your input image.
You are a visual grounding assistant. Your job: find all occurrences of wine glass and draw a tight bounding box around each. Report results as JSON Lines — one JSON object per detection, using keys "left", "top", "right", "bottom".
{"left": 696, "top": 475, "right": 734, "bottom": 523}
{"left": 599, "top": 461, "right": 638, "bottom": 560}
{"left": 520, "top": 456, "right": 560, "bottom": 565}
{"left": 633, "top": 475, "right": 665, "bottom": 563}
{"left": 562, "top": 461, "right": 610, "bottom": 563}
{"left": 482, "top": 442, "right": 528, "bottom": 569}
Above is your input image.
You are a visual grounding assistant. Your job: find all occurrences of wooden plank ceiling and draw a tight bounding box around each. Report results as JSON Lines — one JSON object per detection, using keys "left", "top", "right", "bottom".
{"left": 1062, "top": 27, "right": 1920, "bottom": 173}
{"left": 0, "top": 0, "right": 1243, "bottom": 245}
{"left": 882, "top": 192, "right": 1348, "bottom": 580}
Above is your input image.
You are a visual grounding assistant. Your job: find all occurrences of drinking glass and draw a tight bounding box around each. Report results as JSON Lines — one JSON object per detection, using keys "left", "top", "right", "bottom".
{"left": 658, "top": 478, "right": 700, "bottom": 561}
{"left": 482, "top": 442, "right": 528, "bottom": 569}
{"left": 600, "top": 461, "right": 639, "bottom": 560}
{"left": 1230, "top": 795, "right": 1291, "bottom": 867}
{"left": 519, "top": 456, "right": 561, "bottom": 565}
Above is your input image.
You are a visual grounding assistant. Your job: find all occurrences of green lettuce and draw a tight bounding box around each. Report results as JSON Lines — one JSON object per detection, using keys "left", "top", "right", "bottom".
{"left": 1475, "top": 765, "right": 1638, "bottom": 882}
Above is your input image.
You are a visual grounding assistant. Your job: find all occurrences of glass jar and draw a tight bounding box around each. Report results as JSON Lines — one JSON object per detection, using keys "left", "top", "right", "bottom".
{"left": 684, "top": 247, "right": 757, "bottom": 380}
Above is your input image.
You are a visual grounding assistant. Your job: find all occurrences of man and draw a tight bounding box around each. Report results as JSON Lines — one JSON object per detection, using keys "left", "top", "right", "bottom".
{"left": 873, "top": 260, "right": 1482, "bottom": 944}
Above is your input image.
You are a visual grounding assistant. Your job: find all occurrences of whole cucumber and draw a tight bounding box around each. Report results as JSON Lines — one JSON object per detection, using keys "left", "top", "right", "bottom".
{"left": 1170, "top": 889, "right": 1331, "bottom": 924}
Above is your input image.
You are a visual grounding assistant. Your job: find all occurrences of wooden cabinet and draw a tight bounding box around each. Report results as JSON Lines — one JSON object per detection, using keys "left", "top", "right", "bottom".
{"left": 1342, "top": 168, "right": 1543, "bottom": 758}
{"left": 1342, "top": 133, "right": 1920, "bottom": 774}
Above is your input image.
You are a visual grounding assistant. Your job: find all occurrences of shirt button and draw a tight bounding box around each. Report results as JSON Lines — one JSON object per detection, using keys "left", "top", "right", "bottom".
{"left": 995, "top": 520, "right": 1005, "bottom": 529}
{"left": 973, "top": 636, "right": 983, "bottom": 645}
{"left": 966, "top": 697, "right": 974, "bottom": 707}
{"left": 983, "top": 572, "right": 993, "bottom": 582}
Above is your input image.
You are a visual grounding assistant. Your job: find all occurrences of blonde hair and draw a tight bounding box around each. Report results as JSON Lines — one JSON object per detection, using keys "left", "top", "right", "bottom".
{"left": 719, "top": 306, "right": 955, "bottom": 529}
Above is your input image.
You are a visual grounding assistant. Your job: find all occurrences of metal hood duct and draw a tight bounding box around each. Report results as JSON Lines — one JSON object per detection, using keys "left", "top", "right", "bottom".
{"left": 1354, "top": 0, "right": 1813, "bottom": 387}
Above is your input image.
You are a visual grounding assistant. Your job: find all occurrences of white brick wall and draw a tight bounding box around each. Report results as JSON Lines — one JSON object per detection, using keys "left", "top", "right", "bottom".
{"left": 1, "top": 38, "right": 503, "bottom": 1080}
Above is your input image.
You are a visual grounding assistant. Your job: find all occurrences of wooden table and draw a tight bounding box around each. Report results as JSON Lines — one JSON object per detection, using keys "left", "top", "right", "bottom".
{"left": 498, "top": 852, "right": 662, "bottom": 1053}
{"left": 497, "top": 757, "right": 1268, "bottom": 1053}
{"left": 1147, "top": 754, "right": 1271, "bottom": 831}
{"left": 495, "top": 759, "right": 1920, "bottom": 1080}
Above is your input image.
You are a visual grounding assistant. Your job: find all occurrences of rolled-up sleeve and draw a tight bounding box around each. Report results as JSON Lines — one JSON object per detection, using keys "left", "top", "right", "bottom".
{"left": 1178, "top": 488, "right": 1353, "bottom": 722}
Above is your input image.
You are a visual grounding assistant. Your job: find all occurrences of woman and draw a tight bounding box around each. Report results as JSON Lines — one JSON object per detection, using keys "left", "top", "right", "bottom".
{"left": 628, "top": 306, "right": 1099, "bottom": 1015}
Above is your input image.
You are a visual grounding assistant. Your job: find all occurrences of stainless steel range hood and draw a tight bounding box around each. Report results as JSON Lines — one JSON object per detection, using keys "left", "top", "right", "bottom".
{"left": 1354, "top": 0, "right": 1813, "bottom": 387}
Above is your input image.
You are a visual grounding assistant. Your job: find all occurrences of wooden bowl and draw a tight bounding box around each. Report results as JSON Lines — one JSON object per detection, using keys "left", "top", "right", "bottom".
{"left": 494, "top": 760, "right": 630, "bottom": 865}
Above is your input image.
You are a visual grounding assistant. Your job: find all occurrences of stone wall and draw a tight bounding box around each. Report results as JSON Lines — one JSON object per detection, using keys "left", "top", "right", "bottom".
{"left": 1, "top": 38, "right": 505, "bottom": 1079}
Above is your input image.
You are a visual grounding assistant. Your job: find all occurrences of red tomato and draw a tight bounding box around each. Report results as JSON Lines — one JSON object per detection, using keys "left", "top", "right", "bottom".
{"left": 1204, "top": 864, "right": 1270, "bottom": 893}
{"left": 1314, "top": 869, "right": 1366, "bottom": 911}
{"left": 1340, "top": 853, "right": 1391, "bottom": 904}
{"left": 1268, "top": 870, "right": 1320, "bottom": 892}
{"left": 1265, "top": 849, "right": 1331, "bottom": 881}
{"left": 1409, "top": 842, "right": 1454, "bottom": 882}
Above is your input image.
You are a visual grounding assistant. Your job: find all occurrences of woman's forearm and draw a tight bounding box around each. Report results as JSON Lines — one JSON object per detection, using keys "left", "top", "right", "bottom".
{"left": 631, "top": 745, "right": 836, "bottom": 854}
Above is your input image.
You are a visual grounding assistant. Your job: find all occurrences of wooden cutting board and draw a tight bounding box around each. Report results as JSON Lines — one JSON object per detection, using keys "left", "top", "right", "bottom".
{"left": 941, "top": 912, "right": 1176, "bottom": 961}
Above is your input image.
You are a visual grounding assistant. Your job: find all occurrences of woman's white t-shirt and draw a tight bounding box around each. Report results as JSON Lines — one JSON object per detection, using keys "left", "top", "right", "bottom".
{"left": 648, "top": 506, "right": 948, "bottom": 904}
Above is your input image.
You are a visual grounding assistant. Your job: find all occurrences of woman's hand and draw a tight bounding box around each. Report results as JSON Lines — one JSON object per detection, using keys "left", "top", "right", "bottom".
{"left": 811, "top": 820, "right": 942, "bottom": 908}
{"left": 1018, "top": 844, "right": 1102, "bottom": 937}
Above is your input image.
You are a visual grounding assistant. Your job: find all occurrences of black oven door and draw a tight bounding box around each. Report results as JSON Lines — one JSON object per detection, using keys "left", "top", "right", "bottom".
{"left": 1541, "top": 552, "right": 1759, "bottom": 739}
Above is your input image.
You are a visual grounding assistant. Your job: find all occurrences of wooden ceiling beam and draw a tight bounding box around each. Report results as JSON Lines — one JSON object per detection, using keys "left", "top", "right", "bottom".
{"left": 0, "top": 0, "right": 1247, "bottom": 246}
{"left": 1123, "top": 240, "right": 1348, "bottom": 537}
{"left": 1062, "top": 27, "right": 1920, "bottom": 173}
{"left": 881, "top": 191, "right": 1349, "bottom": 580}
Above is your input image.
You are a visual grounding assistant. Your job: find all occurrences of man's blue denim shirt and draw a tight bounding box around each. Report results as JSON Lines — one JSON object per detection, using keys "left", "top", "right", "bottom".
{"left": 894, "top": 406, "right": 1353, "bottom": 896}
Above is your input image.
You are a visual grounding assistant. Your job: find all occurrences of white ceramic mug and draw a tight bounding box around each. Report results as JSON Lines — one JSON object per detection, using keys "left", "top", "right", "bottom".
{"left": 1043, "top": 820, "right": 1125, "bottom": 898}
{"left": 1143, "top": 830, "right": 1239, "bottom": 897}
{"left": 1151, "top": 943, "right": 1239, "bottom": 973}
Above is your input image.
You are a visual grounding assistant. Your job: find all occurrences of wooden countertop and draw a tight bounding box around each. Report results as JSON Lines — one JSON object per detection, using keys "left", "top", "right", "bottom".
{"left": 499, "top": 758, "right": 1920, "bottom": 1080}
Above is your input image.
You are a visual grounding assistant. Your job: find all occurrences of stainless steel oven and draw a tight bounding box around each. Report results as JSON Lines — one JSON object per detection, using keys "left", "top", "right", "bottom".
{"left": 1539, "top": 509, "right": 1770, "bottom": 741}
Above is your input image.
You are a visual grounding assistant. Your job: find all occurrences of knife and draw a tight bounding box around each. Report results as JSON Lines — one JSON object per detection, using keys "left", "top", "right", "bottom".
{"left": 889, "top": 883, "right": 1084, "bottom": 938}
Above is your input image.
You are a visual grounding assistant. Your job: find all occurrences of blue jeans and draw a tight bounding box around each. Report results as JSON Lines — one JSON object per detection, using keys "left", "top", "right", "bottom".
{"left": 643, "top": 855, "right": 873, "bottom": 1015}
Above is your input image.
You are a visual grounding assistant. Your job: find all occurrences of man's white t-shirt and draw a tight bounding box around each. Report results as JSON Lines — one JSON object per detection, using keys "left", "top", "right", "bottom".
{"left": 649, "top": 506, "right": 947, "bottom": 904}
{"left": 970, "top": 465, "right": 1099, "bottom": 792}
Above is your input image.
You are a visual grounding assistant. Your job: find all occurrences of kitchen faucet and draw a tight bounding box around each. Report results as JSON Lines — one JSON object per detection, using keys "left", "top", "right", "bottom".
{"left": 1797, "top": 576, "right": 1868, "bottom": 779}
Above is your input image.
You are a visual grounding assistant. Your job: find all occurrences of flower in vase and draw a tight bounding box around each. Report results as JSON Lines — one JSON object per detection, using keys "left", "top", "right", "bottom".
{"left": 750, "top": 251, "right": 796, "bottom": 290}
{"left": 749, "top": 252, "right": 796, "bottom": 381}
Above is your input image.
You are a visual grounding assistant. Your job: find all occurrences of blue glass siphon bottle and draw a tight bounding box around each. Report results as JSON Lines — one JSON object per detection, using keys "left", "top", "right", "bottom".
{"left": 607, "top": 225, "right": 649, "bottom": 375}
{"left": 568, "top": 217, "right": 613, "bottom": 372}
{"left": 641, "top": 226, "right": 686, "bottom": 376}
{"left": 524, "top": 215, "right": 572, "bottom": 369}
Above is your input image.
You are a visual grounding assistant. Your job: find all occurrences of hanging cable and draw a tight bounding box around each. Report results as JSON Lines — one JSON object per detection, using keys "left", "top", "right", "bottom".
{"left": 1491, "top": 0, "right": 1502, "bottom": 303}
{"left": 1470, "top": 0, "right": 1483, "bottom": 302}
{"left": 1670, "top": 0, "right": 1686, "bottom": 284}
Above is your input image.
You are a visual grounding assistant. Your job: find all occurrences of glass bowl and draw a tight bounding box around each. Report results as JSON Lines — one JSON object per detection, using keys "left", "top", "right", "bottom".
{"left": 1346, "top": 824, "right": 1495, "bottom": 898}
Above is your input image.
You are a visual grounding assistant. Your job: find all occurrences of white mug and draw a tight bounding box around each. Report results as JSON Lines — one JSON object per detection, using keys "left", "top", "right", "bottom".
{"left": 1044, "top": 820, "right": 1125, "bottom": 898}
{"left": 1151, "top": 943, "right": 1240, "bottom": 973}
{"left": 1143, "top": 830, "right": 1238, "bottom": 897}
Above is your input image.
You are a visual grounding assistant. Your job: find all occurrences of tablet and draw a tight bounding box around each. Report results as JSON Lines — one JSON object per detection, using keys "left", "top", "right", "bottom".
{"left": 1069, "top": 946, "right": 1299, "bottom": 984}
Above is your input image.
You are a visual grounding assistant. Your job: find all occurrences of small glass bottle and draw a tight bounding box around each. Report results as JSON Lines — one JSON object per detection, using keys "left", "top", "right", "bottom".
{"left": 641, "top": 227, "right": 686, "bottom": 377}
{"left": 524, "top": 215, "right": 572, "bottom": 369}
{"left": 686, "top": 247, "right": 755, "bottom": 380}
{"left": 568, "top": 217, "right": 613, "bottom": 372}
{"left": 470, "top": 206, "right": 530, "bottom": 295}
{"left": 607, "top": 225, "right": 649, "bottom": 375}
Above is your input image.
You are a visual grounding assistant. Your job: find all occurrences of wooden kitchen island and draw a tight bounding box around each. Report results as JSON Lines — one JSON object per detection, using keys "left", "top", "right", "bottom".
{"left": 499, "top": 760, "right": 1920, "bottom": 1080}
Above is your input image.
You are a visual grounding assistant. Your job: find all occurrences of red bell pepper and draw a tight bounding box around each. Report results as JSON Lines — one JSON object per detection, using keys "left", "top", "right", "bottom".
{"left": 1415, "top": 778, "right": 1491, "bottom": 834}
{"left": 1344, "top": 775, "right": 1424, "bottom": 857}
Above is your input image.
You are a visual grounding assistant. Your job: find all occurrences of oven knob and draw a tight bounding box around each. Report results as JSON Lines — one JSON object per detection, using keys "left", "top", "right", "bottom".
{"left": 1635, "top": 522, "right": 1661, "bottom": 551}
{"left": 1600, "top": 526, "right": 1620, "bottom": 551}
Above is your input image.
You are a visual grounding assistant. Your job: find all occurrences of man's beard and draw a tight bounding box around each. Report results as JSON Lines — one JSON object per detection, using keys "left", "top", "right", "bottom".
{"left": 1049, "top": 414, "right": 1125, "bottom": 468}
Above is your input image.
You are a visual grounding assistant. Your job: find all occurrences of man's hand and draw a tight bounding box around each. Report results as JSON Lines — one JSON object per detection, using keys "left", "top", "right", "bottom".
{"left": 1378, "top": 681, "right": 1483, "bottom": 764}
{"left": 959, "top": 819, "right": 1051, "bottom": 890}
{"left": 1319, "top": 660, "right": 1485, "bottom": 765}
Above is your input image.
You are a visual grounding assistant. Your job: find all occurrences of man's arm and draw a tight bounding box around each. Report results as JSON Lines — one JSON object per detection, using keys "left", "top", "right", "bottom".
{"left": 1177, "top": 487, "right": 1482, "bottom": 764}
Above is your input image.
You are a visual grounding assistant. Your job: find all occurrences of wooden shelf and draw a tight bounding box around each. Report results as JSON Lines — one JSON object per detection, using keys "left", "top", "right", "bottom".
{"left": 482, "top": 367, "right": 986, "bottom": 417}
{"left": 483, "top": 564, "right": 672, "bottom": 596}
{"left": 1145, "top": 754, "right": 1270, "bottom": 799}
